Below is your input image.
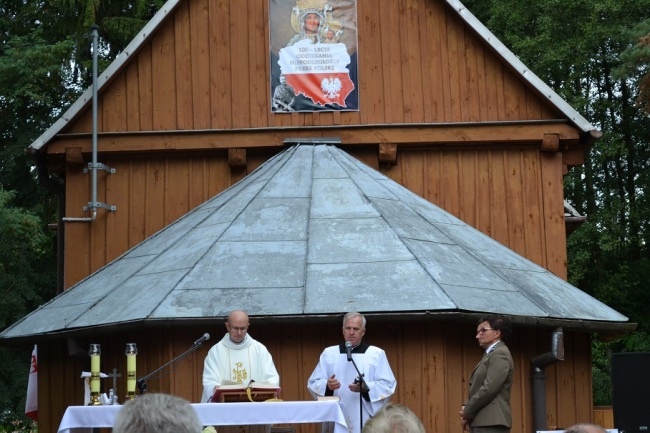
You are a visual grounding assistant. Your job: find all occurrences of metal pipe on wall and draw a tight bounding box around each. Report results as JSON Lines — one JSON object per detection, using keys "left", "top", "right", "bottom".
{"left": 63, "top": 25, "right": 115, "bottom": 222}
{"left": 531, "top": 327, "right": 565, "bottom": 431}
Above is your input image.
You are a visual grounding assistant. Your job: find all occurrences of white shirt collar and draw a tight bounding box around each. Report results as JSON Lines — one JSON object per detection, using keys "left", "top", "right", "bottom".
{"left": 485, "top": 340, "right": 500, "bottom": 354}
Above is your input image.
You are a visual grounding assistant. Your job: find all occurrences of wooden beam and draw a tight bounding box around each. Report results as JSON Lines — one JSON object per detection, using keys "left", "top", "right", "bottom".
{"left": 65, "top": 147, "right": 85, "bottom": 166}
{"left": 48, "top": 122, "right": 581, "bottom": 155}
{"left": 378, "top": 143, "right": 397, "bottom": 165}
{"left": 541, "top": 133, "right": 560, "bottom": 152}
{"left": 228, "top": 148, "right": 246, "bottom": 168}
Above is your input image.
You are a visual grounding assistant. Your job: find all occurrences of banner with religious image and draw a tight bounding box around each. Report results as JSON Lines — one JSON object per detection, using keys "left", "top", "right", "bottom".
{"left": 270, "top": 0, "right": 359, "bottom": 112}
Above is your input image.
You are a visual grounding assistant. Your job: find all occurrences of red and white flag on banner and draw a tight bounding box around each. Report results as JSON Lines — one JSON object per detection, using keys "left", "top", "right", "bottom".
{"left": 278, "top": 39, "right": 355, "bottom": 107}
{"left": 25, "top": 345, "right": 37, "bottom": 421}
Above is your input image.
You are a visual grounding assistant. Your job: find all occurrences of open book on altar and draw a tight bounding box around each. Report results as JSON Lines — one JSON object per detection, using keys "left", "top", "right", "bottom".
{"left": 211, "top": 380, "right": 281, "bottom": 403}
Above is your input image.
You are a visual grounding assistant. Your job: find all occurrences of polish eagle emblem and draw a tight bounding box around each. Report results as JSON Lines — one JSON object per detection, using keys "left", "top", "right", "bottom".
{"left": 321, "top": 77, "right": 342, "bottom": 99}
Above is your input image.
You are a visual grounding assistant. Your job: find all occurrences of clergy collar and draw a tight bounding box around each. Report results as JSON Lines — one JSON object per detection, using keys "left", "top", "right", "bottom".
{"left": 221, "top": 333, "right": 253, "bottom": 349}
{"left": 339, "top": 342, "right": 370, "bottom": 354}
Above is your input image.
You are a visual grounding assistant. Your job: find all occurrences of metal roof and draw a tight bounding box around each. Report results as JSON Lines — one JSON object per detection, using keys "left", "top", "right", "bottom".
{"left": 26, "top": 0, "right": 599, "bottom": 154}
{"left": 1, "top": 145, "right": 629, "bottom": 341}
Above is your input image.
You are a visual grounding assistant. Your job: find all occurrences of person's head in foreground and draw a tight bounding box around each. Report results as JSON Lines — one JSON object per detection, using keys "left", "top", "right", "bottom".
{"left": 362, "top": 402, "right": 425, "bottom": 433}
{"left": 564, "top": 423, "right": 607, "bottom": 433}
{"left": 113, "top": 393, "right": 202, "bottom": 433}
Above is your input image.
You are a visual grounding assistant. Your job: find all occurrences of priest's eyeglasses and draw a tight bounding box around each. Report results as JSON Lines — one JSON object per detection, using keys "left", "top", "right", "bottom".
{"left": 476, "top": 328, "right": 494, "bottom": 334}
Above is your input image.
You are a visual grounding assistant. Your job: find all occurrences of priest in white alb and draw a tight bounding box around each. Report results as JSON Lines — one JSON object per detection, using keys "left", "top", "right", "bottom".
{"left": 201, "top": 310, "right": 280, "bottom": 403}
{"left": 308, "top": 312, "right": 397, "bottom": 433}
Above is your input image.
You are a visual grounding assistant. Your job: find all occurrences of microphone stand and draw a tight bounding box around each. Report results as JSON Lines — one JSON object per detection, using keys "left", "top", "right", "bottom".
{"left": 137, "top": 340, "right": 206, "bottom": 394}
{"left": 347, "top": 354, "right": 368, "bottom": 433}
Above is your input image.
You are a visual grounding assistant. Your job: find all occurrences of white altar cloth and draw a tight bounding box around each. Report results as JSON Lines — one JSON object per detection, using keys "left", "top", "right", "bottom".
{"left": 58, "top": 400, "right": 349, "bottom": 433}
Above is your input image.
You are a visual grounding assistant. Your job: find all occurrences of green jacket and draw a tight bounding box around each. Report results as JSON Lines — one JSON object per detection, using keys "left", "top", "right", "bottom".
{"left": 463, "top": 342, "right": 514, "bottom": 428}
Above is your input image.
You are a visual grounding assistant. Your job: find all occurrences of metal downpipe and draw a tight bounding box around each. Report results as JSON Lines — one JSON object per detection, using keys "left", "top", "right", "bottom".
{"left": 531, "top": 328, "right": 565, "bottom": 431}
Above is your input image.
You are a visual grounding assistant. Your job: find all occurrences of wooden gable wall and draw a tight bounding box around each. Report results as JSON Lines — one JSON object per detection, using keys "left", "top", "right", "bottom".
{"left": 62, "top": 0, "right": 561, "bottom": 133}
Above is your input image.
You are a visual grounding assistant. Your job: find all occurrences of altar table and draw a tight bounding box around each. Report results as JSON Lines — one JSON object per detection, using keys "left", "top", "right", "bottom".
{"left": 58, "top": 400, "right": 349, "bottom": 433}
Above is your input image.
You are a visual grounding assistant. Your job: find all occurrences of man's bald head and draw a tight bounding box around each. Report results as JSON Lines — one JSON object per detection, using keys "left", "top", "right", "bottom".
{"left": 564, "top": 423, "right": 607, "bottom": 433}
{"left": 226, "top": 310, "right": 250, "bottom": 343}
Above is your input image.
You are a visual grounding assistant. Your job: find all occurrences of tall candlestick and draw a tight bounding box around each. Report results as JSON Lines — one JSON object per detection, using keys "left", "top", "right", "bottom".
{"left": 125, "top": 343, "right": 138, "bottom": 400}
{"left": 88, "top": 344, "right": 102, "bottom": 405}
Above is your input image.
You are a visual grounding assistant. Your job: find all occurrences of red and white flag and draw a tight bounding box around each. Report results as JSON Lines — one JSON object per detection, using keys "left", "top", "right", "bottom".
{"left": 279, "top": 40, "right": 355, "bottom": 107}
{"left": 25, "top": 345, "right": 37, "bottom": 421}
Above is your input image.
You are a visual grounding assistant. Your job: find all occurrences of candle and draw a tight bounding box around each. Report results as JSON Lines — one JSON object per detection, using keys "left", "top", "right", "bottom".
{"left": 125, "top": 343, "right": 138, "bottom": 398}
{"left": 88, "top": 344, "right": 101, "bottom": 399}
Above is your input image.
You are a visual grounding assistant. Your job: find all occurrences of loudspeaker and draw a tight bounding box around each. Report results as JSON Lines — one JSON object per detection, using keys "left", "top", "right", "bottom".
{"left": 612, "top": 353, "right": 650, "bottom": 433}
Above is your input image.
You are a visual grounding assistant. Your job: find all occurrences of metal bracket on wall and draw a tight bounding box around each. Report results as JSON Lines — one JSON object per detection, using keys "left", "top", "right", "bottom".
{"left": 83, "top": 162, "right": 117, "bottom": 212}
{"left": 83, "top": 162, "right": 116, "bottom": 174}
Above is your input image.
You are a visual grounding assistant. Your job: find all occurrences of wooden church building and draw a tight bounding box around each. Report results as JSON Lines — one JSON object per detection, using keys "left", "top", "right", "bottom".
{"left": 1, "top": 0, "right": 633, "bottom": 432}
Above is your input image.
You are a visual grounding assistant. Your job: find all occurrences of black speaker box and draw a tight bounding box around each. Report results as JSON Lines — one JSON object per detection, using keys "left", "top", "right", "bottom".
{"left": 612, "top": 353, "right": 650, "bottom": 433}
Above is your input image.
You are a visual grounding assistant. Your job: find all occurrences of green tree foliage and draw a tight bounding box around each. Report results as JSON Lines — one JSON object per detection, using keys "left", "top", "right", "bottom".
{"left": 463, "top": 0, "right": 650, "bottom": 405}
{"left": 0, "top": 189, "right": 54, "bottom": 420}
{"left": 615, "top": 19, "right": 650, "bottom": 113}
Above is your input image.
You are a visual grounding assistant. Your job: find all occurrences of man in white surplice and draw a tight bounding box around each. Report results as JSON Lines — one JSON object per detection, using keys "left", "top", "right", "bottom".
{"left": 201, "top": 310, "right": 280, "bottom": 403}
{"left": 308, "top": 312, "right": 397, "bottom": 433}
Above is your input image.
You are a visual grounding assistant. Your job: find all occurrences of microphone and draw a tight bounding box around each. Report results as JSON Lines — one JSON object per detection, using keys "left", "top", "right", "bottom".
{"left": 193, "top": 333, "right": 210, "bottom": 346}
{"left": 345, "top": 341, "right": 352, "bottom": 361}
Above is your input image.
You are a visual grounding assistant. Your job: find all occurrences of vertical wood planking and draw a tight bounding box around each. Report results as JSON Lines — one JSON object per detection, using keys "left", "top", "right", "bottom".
{"left": 465, "top": 31, "right": 482, "bottom": 122}
{"left": 138, "top": 44, "right": 154, "bottom": 130}
{"left": 128, "top": 157, "right": 147, "bottom": 247}
{"left": 210, "top": 0, "right": 232, "bottom": 128}
{"left": 231, "top": 0, "right": 250, "bottom": 128}
{"left": 419, "top": 0, "right": 435, "bottom": 121}
{"left": 402, "top": 0, "right": 424, "bottom": 122}
{"left": 459, "top": 151, "right": 477, "bottom": 226}
{"left": 64, "top": 165, "right": 92, "bottom": 287}
{"left": 489, "top": 150, "right": 510, "bottom": 247}
{"left": 102, "top": 74, "right": 127, "bottom": 131}
{"left": 385, "top": 1, "right": 404, "bottom": 123}
{"left": 402, "top": 149, "right": 426, "bottom": 198}
{"left": 151, "top": 22, "right": 177, "bottom": 130}
{"left": 522, "top": 148, "right": 546, "bottom": 267}
{"left": 125, "top": 62, "right": 141, "bottom": 131}
{"left": 441, "top": 149, "right": 461, "bottom": 218}
{"left": 105, "top": 158, "right": 129, "bottom": 264}
{"left": 175, "top": 2, "right": 195, "bottom": 130}
{"left": 505, "top": 150, "right": 526, "bottom": 256}
{"left": 357, "top": 0, "right": 382, "bottom": 124}
{"left": 249, "top": 0, "right": 268, "bottom": 127}
{"left": 190, "top": 0, "right": 211, "bottom": 129}
{"left": 484, "top": 53, "right": 501, "bottom": 121}
{"left": 476, "top": 149, "right": 492, "bottom": 235}
{"left": 144, "top": 159, "right": 167, "bottom": 237}
{"left": 164, "top": 158, "right": 190, "bottom": 225}
{"left": 540, "top": 152, "right": 568, "bottom": 278}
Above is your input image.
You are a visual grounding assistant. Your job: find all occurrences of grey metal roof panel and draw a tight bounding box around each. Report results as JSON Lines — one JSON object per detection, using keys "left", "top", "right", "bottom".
{"left": 308, "top": 218, "right": 414, "bottom": 264}
{"left": 438, "top": 283, "right": 546, "bottom": 316}
{"left": 305, "top": 262, "right": 455, "bottom": 314}
{"left": 73, "top": 269, "right": 187, "bottom": 327}
{"left": 178, "top": 241, "right": 306, "bottom": 290}
{"left": 0, "top": 144, "right": 628, "bottom": 340}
